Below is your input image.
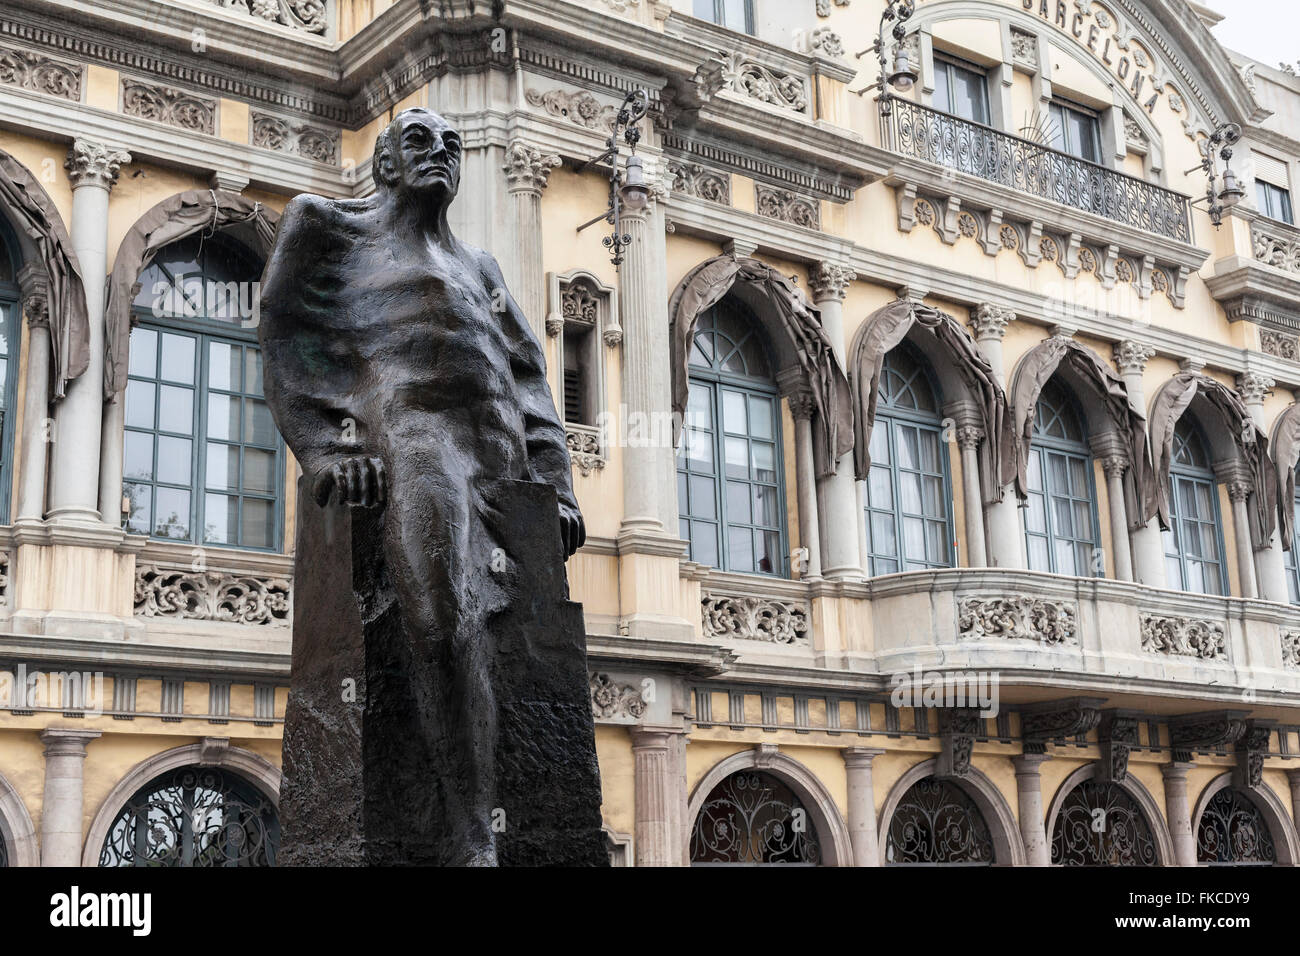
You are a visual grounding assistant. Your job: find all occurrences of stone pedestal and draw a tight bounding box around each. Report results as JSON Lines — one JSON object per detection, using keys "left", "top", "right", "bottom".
{"left": 279, "top": 476, "right": 606, "bottom": 866}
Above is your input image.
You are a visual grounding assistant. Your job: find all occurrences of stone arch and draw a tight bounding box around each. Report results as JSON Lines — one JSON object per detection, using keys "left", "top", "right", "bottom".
{"left": 1270, "top": 403, "right": 1300, "bottom": 550}
{"left": 1190, "top": 771, "right": 1299, "bottom": 865}
{"left": 1044, "top": 762, "right": 1176, "bottom": 866}
{"left": 1010, "top": 335, "right": 1156, "bottom": 529}
{"left": 876, "top": 756, "right": 1025, "bottom": 865}
{"left": 1150, "top": 372, "right": 1277, "bottom": 546}
{"left": 848, "top": 298, "right": 1013, "bottom": 505}
{"left": 0, "top": 768, "right": 38, "bottom": 867}
{"left": 668, "top": 255, "right": 852, "bottom": 478}
{"left": 0, "top": 148, "right": 89, "bottom": 399}
{"left": 685, "top": 746, "right": 853, "bottom": 866}
{"left": 105, "top": 189, "right": 280, "bottom": 398}
{"left": 82, "top": 741, "right": 281, "bottom": 867}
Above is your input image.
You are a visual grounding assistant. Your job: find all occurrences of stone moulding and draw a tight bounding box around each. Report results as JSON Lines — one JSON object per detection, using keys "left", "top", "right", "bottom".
{"left": 134, "top": 565, "right": 292, "bottom": 627}
{"left": 956, "top": 596, "right": 1077, "bottom": 646}
{"left": 0, "top": 47, "right": 82, "bottom": 101}
{"left": 1139, "top": 613, "right": 1226, "bottom": 660}
{"left": 589, "top": 672, "right": 646, "bottom": 722}
{"left": 701, "top": 592, "right": 810, "bottom": 645}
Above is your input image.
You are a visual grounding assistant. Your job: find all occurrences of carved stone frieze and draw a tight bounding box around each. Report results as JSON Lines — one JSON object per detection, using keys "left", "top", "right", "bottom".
{"left": 666, "top": 161, "right": 730, "bottom": 205}
{"left": 251, "top": 110, "right": 340, "bottom": 164}
{"left": 207, "top": 0, "right": 327, "bottom": 34}
{"left": 0, "top": 47, "right": 81, "bottom": 100}
{"left": 755, "top": 184, "right": 820, "bottom": 230}
{"left": 701, "top": 593, "right": 810, "bottom": 645}
{"left": 1260, "top": 329, "right": 1299, "bottom": 361}
{"left": 1252, "top": 221, "right": 1300, "bottom": 274}
{"left": 1167, "top": 711, "right": 1248, "bottom": 762}
{"left": 122, "top": 79, "right": 215, "bottom": 134}
{"left": 566, "top": 424, "right": 605, "bottom": 477}
{"left": 1282, "top": 631, "right": 1300, "bottom": 670}
{"left": 1010, "top": 28, "right": 1037, "bottom": 66}
{"left": 0, "top": 550, "right": 8, "bottom": 608}
{"left": 525, "top": 88, "right": 619, "bottom": 131}
{"left": 1019, "top": 698, "right": 1105, "bottom": 754}
{"left": 1140, "top": 613, "right": 1226, "bottom": 660}
{"left": 809, "top": 28, "right": 843, "bottom": 59}
{"left": 703, "top": 51, "right": 809, "bottom": 114}
{"left": 134, "top": 566, "right": 291, "bottom": 626}
{"left": 589, "top": 672, "right": 647, "bottom": 722}
{"left": 957, "top": 596, "right": 1077, "bottom": 645}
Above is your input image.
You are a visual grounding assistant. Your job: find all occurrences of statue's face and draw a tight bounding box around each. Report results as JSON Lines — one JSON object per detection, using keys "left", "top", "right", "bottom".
{"left": 386, "top": 109, "right": 462, "bottom": 202}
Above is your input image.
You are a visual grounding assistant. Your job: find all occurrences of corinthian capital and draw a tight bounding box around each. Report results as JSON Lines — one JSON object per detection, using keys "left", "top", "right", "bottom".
{"left": 970, "top": 303, "right": 1013, "bottom": 340}
{"left": 503, "top": 140, "right": 560, "bottom": 195}
{"left": 1113, "top": 340, "right": 1155, "bottom": 377}
{"left": 1237, "top": 371, "right": 1275, "bottom": 407}
{"left": 808, "top": 261, "right": 856, "bottom": 302}
{"left": 64, "top": 139, "right": 131, "bottom": 190}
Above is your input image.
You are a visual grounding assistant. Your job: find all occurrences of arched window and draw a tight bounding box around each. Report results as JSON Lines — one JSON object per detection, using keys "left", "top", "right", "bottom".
{"left": 677, "top": 297, "right": 787, "bottom": 575}
{"left": 886, "top": 776, "right": 993, "bottom": 865}
{"left": 0, "top": 217, "right": 21, "bottom": 525}
{"left": 123, "top": 231, "right": 284, "bottom": 550}
{"left": 1024, "top": 379, "right": 1100, "bottom": 576}
{"left": 1051, "top": 779, "right": 1158, "bottom": 865}
{"left": 690, "top": 770, "right": 820, "bottom": 865}
{"left": 1162, "top": 419, "right": 1227, "bottom": 595}
{"left": 99, "top": 765, "right": 279, "bottom": 867}
{"left": 865, "top": 344, "right": 954, "bottom": 574}
{"left": 1197, "top": 787, "right": 1276, "bottom": 865}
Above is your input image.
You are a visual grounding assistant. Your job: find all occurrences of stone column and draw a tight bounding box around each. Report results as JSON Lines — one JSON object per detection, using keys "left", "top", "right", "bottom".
{"left": 49, "top": 141, "right": 129, "bottom": 524}
{"left": 955, "top": 426, "right": 988, "bottom": 567}
{"left": 98, "top": 400, "right": 124, "bottom": 525}
{"left": 1162, "top": 761, "right": 1197, "bottom": 866}
{"left": 809, "top": 262, "right": 862, "bottom": 581}
{"left": 780, "top": 377, "right": 822, "bottom": 580}
{"left": 1239, "top": 372, "right": 1289, "bottom": 602}
{"left": 970, "top": 304, "right": 1024, "bottom": 569}
{"left": 502, "top": 140, "right": 560, "bottom": 346}
{"left": 631, "top": 728, "right": 681, "bottom": 866}
{"left": 1012, "top": 753, "right": 1051, "bottom": 866}
{"left": 1100, "top": 455, "right": 1134, "bottom": 581}
{"left": 39, "top": 728, "right": 100, "bottom": 866}
{"left": 1113, "top": 341, "right": 1165, "bottom": 586}
{"left": 15, "top": 266, "right": 51, "bottom": 521}
{"left": 1225, "top": 475, "right": 1260, "bottom": 599}
{"left": 843, "top": 747, "right": 885, "bottom": 866}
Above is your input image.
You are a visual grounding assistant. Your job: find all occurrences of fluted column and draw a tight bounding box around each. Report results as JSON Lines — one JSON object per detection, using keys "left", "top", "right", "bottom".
{"left": 502, "top": 140, "right": 560, "bottom": 345}
{"left": 1013, "top": 753, "right": 1051, "bottom": 866}
{"left": 955, "top": 426, "right": 988, "bottom": 567}
{"left": 780, "top": 377, "right": 822, "bottom": 580}
{"left": 1100, "top": 455, "right": 1134, "bottom": 581}
{"left": 843, "top": 747, "right": 885, "bottom": 866}
{"left": 1162, "top": 761, "right": 1197, "bottom": 866}
{"left": 631, "top": 728, "right": 680, "bottom": 866}
{"left": 1114, "top": 341, "right": 1165, "bottom": 587}
{"left": 1239, "top": 372, "right": 1289, "bottom": 602}
{"left": 15, "top": 266, "right": 51, "bottom": 521}
{"left": 40, "top": 728, "right": 100, "bottom": 866}
{"left": 970, "top": 304, "right": 1024, "bottom": 569}
{"left": 809, "top": 262, "right": 862, "bottom": 581}
{"left": 49, "top": 141, "right": 129, "bottom": 524}
{"left": 1225, "top": 475, "right": 1260, "bottom": 599}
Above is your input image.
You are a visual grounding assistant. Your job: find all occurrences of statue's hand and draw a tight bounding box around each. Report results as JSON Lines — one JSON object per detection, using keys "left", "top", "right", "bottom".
{"left": 558, "top": 502, "right": 586, "bottom": 558}
{"left": 313, "top": 456, "right": 387, "bottom": 508}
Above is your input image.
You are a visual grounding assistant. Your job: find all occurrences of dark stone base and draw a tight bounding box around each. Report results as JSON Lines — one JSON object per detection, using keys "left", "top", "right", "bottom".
{"left": 279, "top": 476, "right": 607, "bottom": 866}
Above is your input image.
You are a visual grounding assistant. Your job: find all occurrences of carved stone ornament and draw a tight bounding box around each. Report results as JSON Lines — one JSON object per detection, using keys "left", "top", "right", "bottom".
{"left": 561, "top": 278, "right": 600, "bottom": 326}
{"left": 1236, "top": 721, "right": 1273, "bottom": 789}
{"left": 1167, "top": 711, "right": 1247, "bottom": 763}
{"left": 122, "top": 79, "right": 216, "bottom": 134}
{"left": 755, "top": 184, "right": 820, "bottom": 230}
{"left": 957, "top": 597, "right": 1077, "bottom": 645}
{"left": 704, "top": 51, "right": 808, "bottom": 114}
{"left": 1140, "top": 613, "right": 1226, "bottom": 660}
{"left": 589, "top": 672, "right": 646, "bottom": 722}
{"left": 64, "top": 140, "right": 132, "bottom": 190}
{"left": 1253, "top": 222, "right": 1300, "bottom": 273}
{"left": 808, "top": 261, "right": 855, "bottom": 302}
{"left": 1260, "top": 329, "right": 1299, "bottom": 361}
{"left": 566, "top": 424, "right": 605, "bottom": 476}
{"left": 701, "top": 593, "right": 810, "bottom": 645}
{"left": 0, "top": 47, "right": 82, "bottom": 100}
{"left": 970, "top": 303, "right": 1012, "bottom": 340}
{"left": 525, "top": 88, "right": 619, "bottom": 131}
{"left": 1010, "top": 28, "right": 1038, "bottom": 66}
{"left": 1097, "top": 711, "right": 1142, "bottom": 783}
{"left": 134, "top": 565, "right": 291, "bottom": 626}
{"left": 1237, "top": 371, "right": 1275, "bottom": 406}
{"left": 1282, "top": 631, "right": 1300, "bottom": 670}
{"left": 666, "top": 161, "right": 731, "bottom": 205}
{"left": 809, "top": 28, "right": 844, "bottom": 59}
{"left": 207, "top": 0, "right": 327, "bottom": 34}
{"left": 251, "top": 111, "right": 340, "bottom": 165}
{"left": 1019, "top": 698, "right": 1105, "bottom": 754}
{"left": 937, "top": 708, "right": 981, "bottom": 778}
{"left": 1113, "top": 340, "right": 1155, "bottom": 376}
{"left": 503, "top": 140, "right": 561, "bottom": 194}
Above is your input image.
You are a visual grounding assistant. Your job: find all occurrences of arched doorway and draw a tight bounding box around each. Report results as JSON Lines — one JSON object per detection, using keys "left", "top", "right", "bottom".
{"left": 1050, "top": 778, "right": 1159, "bottom": 866}
{"left": 1196, "top": 786, "right": 1276, "bottom": 865}
{"left": 689, "top": 769, "right": 820, "bottom": 865}
{"left": 885, "top": 776, "right": 994, "bottom": 865}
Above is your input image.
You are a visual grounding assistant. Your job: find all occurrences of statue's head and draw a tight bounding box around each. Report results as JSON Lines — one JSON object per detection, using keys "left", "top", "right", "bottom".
{"left": 373, "top": 107, "right": 461, "bottom": 203}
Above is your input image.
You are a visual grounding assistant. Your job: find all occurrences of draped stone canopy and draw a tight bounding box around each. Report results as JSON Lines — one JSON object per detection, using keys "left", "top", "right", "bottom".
{"left": 105, "top": 189, "right": 279, "bottom": 397}
{"left": 668, "top": 255, "right": 852, "bottom": 478}
{"left": 1272, "top": 403, "right": 1300, "bottom": 551}
{"left": 848, "top": 299, "right": 1014, "bottom": 505}
{"left": 1151, "top": 372, "right": 1278, "bottom": 545}
{"left": 0, "top": 148, "right": 89, "bottom": 399}
{"left": 1010, "top": 336, "right": 1157, "bottom": 530}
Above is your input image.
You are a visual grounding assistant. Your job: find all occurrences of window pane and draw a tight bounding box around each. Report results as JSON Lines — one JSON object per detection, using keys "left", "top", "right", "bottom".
{"left": 1025, "top": 492, "right": 1047, "bottom": 533}
{"left": 125, "top": 380, "right": 155, "bottom": 429}
{"left": 727, "top": 526, "right": 754, "bottom": 571}
{"left": 869, "top": 466, "right": 893, "bottom": 509}
{"left": 690, "top": 475, "right": 716, "bottom": 520}
{"left": 243, "top": 399, "right": 276, "bottom": 446}
{"left": 925, "top": 520, "right": 949, "bottom": 565}
{"left": 691, "top": 523, "right": 718, "bottom": 567}
{"left": 1027, "top": 535, "right": 1050, "bottom": 572}
{"left": 898, "top": 428, "right": 920, "bottom": 470}
{"left": 751, "top": 442, "right": 775, "bottom": 483}
{"left": 933, "top": 61, "right": 953, "bottom": 115}
{"left": 952, "top": 64, "right": 988, "bottom": 124}
{"left": 124, "top": 482, "right": 151, "bottom": 535}
{"left": 156, "top": 436, "right": 191, "bottom": 485}
{"left": 209, "top": 342, "right": 239, "bottom": 391}
{"left": 160, "top": 334, "right": 195, "bottom": 385}
{"left": 207, "top": 394, "right": 237, "bottom": 440}
{"left": 124, "top": 432, "right": 153, "bottom": 481}
{"left": 753, "top": 484, "right": 779, "bottom": 527}
{"left": 240, "top": 498, "right": 275, "bottom": 550}
{"left": 158, "top": 385, "right": 194, "bottom": 435}
{"left": 871, "top": 512, "right": 897, "bottom": 558}
{"left": 204, "top": 493, "right": 237, "bottom": 544}
{"left": 722, "top": 390, "right": 747, "bottom": 433}
{"left": 755, "top": 530, "right": 779, "bottom": 574}
{"left": 686, "top": 386, "right": 712, "bottom": 429}
{"left": 724, "top": 437, "right": 748, "bottom": 479}
{"left": 129, "top": 328, "right": 157, "bottom": 378}
{"left": 245, "top": 349, "right": 264, "bottom": 396}
{"left": 1054, "top": 537, "right": 1077, "bottom": 576}
{"left": 153, "top": 487, "right": 190, "bottom": 539}
{"left": 726, "top": 480, "right": 751, "bottom": 524}
{"left": 903, "top": 516, "right": 925, "bottom": 561}
{"left": 748, "top": 395, "right": 773, "bottom": 439}
{"left": 869, "top": 425, "right": 890, "bottom": 464}
{"left": 206, "top": 442, "right": 239, "bottom": 491}
{"left": 899, "top": 472, "right": 922, "bottom": 513}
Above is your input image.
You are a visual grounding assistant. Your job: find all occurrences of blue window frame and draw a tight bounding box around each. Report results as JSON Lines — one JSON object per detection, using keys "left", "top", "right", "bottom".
{"left": 677, "top": 297, "right": 787, "bottom": 576}
{"left": 1257, "top": 180, "right": 1293, "bottom": 225}
{"left": 933, "top": 55, "right": 990, "bottom": 125}
{"left": 864, "top": 344, "right": 955, "bottom": 575}
{"left": 0, "top": 217, "right": 21, "bottom": 526}
{"left": 693, "top": 0, "right": 754, "bottom": 34}
{"left": 1023, "top": 379, "right": 1101, "bottom": 576}
{"left": 123, "top": 231, "right": 284, "bottom": 551}
{"left": 1162, "top": 419, "right": 1227, "bottom": 595}
{"left": 1048, "top": 98, "right": 1102, "bottom": 165}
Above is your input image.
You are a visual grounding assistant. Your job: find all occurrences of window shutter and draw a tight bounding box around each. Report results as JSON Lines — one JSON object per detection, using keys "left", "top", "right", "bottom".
{"left": 1254, "top": 151, "right": 1290, "bottom": 188}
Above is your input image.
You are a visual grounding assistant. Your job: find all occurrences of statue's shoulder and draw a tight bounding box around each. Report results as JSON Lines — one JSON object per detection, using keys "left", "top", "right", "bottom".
{"left": 279, "top": 192, "right": 372, "bottom": 234}
{"left": 456, "top": 239, "right": 506, "bottom": 284}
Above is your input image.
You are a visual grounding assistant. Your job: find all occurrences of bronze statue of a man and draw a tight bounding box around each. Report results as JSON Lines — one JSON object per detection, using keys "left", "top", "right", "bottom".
{"left": 259, "top": 108, "right": 605, "bottom": 866}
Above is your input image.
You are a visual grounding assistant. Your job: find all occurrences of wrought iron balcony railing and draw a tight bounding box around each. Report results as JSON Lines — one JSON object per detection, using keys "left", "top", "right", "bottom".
{"left": 881, "top": 97, "right": 1193, "bottom": 244}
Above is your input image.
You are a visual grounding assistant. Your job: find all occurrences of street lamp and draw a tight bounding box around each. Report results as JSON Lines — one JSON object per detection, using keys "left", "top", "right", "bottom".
{"left": 1187, "top": 122, "right": 1244, "bottom": 228}
{"left": 576, "top": 89, "right": 651, "bottom": 267}
{"left": 855, "top": 0, "right": 918, "bottom": 107}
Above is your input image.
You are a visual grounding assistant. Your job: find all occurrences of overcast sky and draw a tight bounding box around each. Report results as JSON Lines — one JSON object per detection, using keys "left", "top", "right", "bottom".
{"left": 1205, "top": 0, "right": 1300, "bottom": 67}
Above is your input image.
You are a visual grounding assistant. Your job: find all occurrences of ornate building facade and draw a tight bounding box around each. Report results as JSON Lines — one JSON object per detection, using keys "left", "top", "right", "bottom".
{"left": 0, "top": 0, "right": 1298, "bottom": 867}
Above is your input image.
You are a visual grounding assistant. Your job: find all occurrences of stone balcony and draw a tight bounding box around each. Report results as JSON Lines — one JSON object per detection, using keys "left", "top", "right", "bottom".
{"left": 1207, "top": 210, "right": 1300, "bottom": 360}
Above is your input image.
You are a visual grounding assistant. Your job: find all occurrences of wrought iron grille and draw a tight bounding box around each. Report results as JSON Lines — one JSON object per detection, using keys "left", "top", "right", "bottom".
{"left": 886, "top": 776, "right": 994, "bottom": 865}
{"left": 99, "top": 766, "right": 279, "bottom": 867}
{"left": 690, "top": 771, "right": 820, "bottom": 865}
{"left": 1051, "top": 779, "right": 1158, "bottom": 866}
{"left": 1197, "top": 788, "right": 1276, "bottom": 865}
{"left": 881, "top": 97, "right": 1193, "bottom": 243}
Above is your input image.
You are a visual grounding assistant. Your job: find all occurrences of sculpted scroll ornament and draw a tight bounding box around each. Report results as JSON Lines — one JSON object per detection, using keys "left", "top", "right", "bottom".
{"left": 957, "top": 597, "right": 1077, "bottom": 645}
{"left": 589, "top": 673, "right": 646, "bottom": 721}
{"left": 1260, "top": 330, "right": 1299, "bottom": 361}
{"left": 755, "top": 184, "right": 820, "bottom": 229}
{"left": 135, "top": 566, "right": 291, "bottom": 626}
{"left": 0, "top": 48, "right": 82, "bottom": 100}
{"left": 702, "top": 593, "right": 810, "bottom": 645}
{"left": 1139, "top": 614, "right": 1226, "bottom": 660}
{"left": 122, "top": 80, "right": 215, "bottom": 134}
{"left": 1282, "top": 632, "right": 1300, "bottom": 670}
{"left": 251, "top": 112, "right": 339, "bottom": 165}
{"left": 666, "top": 162, "right": 731, "bottom": 205}
{"left": 208, "top": 0, "right": 327, "bottom": 33}
{"left": 566, "top": 425, "right": 605, "bottom": 476}
{"left": 707, "top": 51, "right": 808, "bottom": 114}
{"left": 525, "top": 89, "right": 618, "bottom": 131}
